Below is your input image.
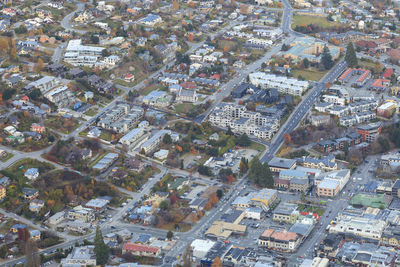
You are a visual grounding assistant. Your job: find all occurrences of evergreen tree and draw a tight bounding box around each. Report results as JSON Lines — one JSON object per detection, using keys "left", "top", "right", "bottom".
{"left": 321, "top": 45, "right": 333, "bottom": 70}
{"left": 167, "top": 230, "right": 173, "bottom": 240}
{"left": 248, "top": 157, "right": 274, "bottom": 188}
{"left": 94, "top": 226, "right": 109, "bottom": 266}
{"left": 345, "top": 42, "right": 358, "bottom": 67}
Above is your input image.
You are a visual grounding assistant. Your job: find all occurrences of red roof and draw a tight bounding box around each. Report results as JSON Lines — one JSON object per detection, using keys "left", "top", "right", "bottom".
{"left": 21, "top": 96, "right": 29, "bottom": 101}
{"left": 122, "top": 243, "right": 160, "bottom": 253}
{"left": 180, "top": 81, "right": 196, "bottom": 89}
{"left": 383, "top": 68, "right": 394, "bottom": 78}
{"left": 371, "top": 79, "right": 390, "bottom": 88}
{"left": 210, "top": 74, "right": 220, "bottom": 80}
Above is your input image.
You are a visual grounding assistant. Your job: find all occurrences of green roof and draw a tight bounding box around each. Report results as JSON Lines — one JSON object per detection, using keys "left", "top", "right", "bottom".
{"left": 350, "top": 194, "right": 389, "bottom": 209}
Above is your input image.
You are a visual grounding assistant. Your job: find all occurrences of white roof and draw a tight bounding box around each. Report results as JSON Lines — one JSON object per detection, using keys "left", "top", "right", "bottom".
{"left": 191, "top": 239, "right": 215, "bottom": 252}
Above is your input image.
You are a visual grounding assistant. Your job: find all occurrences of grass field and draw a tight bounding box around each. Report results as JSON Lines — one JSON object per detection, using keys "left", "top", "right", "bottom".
{"left": 174, "top": 103, "right": 195, "bottom": 114}
{"left": 249, "top": 141, "right": 266, "bottom": 153}
{"left": 292, "top": 68, "right": 327, "bottom": 81}
{"left": 292, "top": 15, "right": 341, "bottom": 28}
{"left": 1, "top": 153, "right": 14, "bottom": 163}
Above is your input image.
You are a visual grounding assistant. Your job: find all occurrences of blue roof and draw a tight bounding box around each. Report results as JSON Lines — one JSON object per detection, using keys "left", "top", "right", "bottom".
{"left": 25, "top": 168, "right": 39, "bottom": 175}
{"left": 11, "top": 224, "right": 26, "bottom": 230}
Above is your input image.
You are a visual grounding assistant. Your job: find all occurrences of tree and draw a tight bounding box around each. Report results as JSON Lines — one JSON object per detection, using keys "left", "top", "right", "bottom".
{"left": 239, "top": 157, "right": 248, "bottom": 174}
{"left": 303, "top": 58, "right": 310, "bottom": 68}
{"left": 182, "top": 244, "right": 192, "bottom": 267}
{"left": 281, "top": 44, "right": 289, "bottom": 51}
{"left": 36, "top": 58, "right": 44, "bottom": 73}
{"left": 94, "top": 226, "right": 109, "bottom": 266}
{"left": 159, "top": 200, "right": 169, "bottom": 210}
{"left": 198, "top": 165, "right": 212, "bottom": 176}
{"left": 167, "top": 230, "right": 173, "bottom": 240}
{"left": 216, "top": 189, "right": 223, "bottom": 199}
{"left": 212, "top": 257, "right": 222, "bottom": 267}
{"left": 0, "top": 245, "right": 6, "bottom": 258}
{"left": 321, "top": 45, "right": 333, "bottom": 70}
{"left": 345, "top": 42, "right": 358, "bottom": 67}
{"left": 248, "top": 157, "right": 273, "bottom": 188}
{"left": 226, "top": 126, "right": 234, "bottom": 136}
{"left": 236, "top": 134, "right": 251, "bottom": 147}
{"left": 163, "top": 134, "right": 172, "bottom": 144}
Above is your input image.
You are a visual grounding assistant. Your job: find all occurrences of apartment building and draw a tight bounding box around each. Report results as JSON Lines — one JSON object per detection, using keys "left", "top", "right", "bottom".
{"left": 208, "top": 103, "right": 279, "bottom": 140}
{"left": 43, "top": 85, "right": 74, "bottom": 108}
{"left": 66, "top": 207, "right": 95, "bottom": 223}
{"left": 249, "top": 72, "right": 309, "bottom": 96}
{"left": 140, "top": 130, "right": 172, "bottom": 154}
{"left": 357, "top": 122, "right": 383, "bottom": 143}
{"left": 64, "top": 39, "right": 104, "bottom": 67}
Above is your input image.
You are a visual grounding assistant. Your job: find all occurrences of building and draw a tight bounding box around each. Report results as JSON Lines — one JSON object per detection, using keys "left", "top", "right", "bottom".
{"left": 92, "top": 153, "right": 119, "bottom": 172}
{"left": 30, "top": 123, "right": 45, "bottom": 133}
{"left": 338, "top": 68, "right": 371, "bottom": 87}
{"left": 208, "top": 103, "right": 279, "bottom": 140}
{"left": 250, "top": 189, "right": 277, "bottom": 211}
{"left": 60, "top": 246, "right": 96, "bottom": 266}
{"left": 249, "top": 72, "right": 309, "bottom": 96}
{"left": 48, "top": 211, "right": 65, "bottom": 226}
{"left": 122, "top": 242, "right": 161, "bottom": 257}
{"left": 268, "top": 157, "right": 296, "bottom": 173}
{"left": 191, "top": 239, "right": 216, "bottom": 258}
{"left": 316, "top": 169, "right": 350, "bottom": 197}
{"left": 176, "top": 88, "right": 198, "bottom": 102}
{"left": 273, "top": 202, "right": 299, "bottom": 224}
{"left": 85, "top": 198, "right": 109, "bottom": 211}
{"left": 296, "top": 155, "right": 337, "bottom": 172}
{"left": 67, "top": 206, "right": 95, "bottom": 223}
{"left": 64, "top": 39, "right": 104, "bottom": 67}
{"left": 139, "top": 130, "right": 171, "bottom": 154}
{"left": 119, "top": 128, "right": 144, "bottom": 146}
{"left": 357, "top": 122, "right": 382, "bottom": 143}
{"left": 137, "top": 14, "right": 162, "bottom": 27}
{"left": 377, "top": 102, "right": 396, "bottom": 118}
{"left": 328, "top": 215, "right": 386, "bottom": 240}
{"left": 258, "top": 229, "right": 301, "bottom": 252}
{"left": 29, "top": 199, "right": 44, "bottom": 213}
{"left": 0, "top": 185, "right": 6, "bottom": 200}
{"left": 24, "top": 168, "right": 39, "bottom": 180}
{"left": 311, "top": 115, "right": 331, "bottom": 126}
{"left": 205, "top": 221, "right": 247, "bottom": 239}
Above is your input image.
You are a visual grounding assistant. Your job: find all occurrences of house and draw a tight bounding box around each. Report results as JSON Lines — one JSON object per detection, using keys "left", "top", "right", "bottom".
{"left": 24, "top": 168, "right": 39, "bottom": 180}
{"left": 137, "top": 14, "right": 162, "bottom": 27}
{"left": 29, "top": 199, "right": 44, "bottom": 212}
{"left": 124, "top": 74, "right": 135, "bottom": 82}
{"left": 30, "top": 123, "right": 45, "bottom": 133}
{"left": 122, "top": 242, "right": 161, "bottom": 257}
{"left": 10, "top": 224, "right": 26, "bottom": 233}
{"left": 30, "top": 230, "right": 41, "bottom": 241}
{"left": 67, "top": 206, "right": 95, "bottom": 223}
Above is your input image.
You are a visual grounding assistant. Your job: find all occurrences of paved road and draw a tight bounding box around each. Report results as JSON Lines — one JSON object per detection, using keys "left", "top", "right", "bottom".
{"left": 60, "top": 2, "right": 86, "bottom": 34}
{"left": 260, "top": 60, "right": 348, "bottom": 163}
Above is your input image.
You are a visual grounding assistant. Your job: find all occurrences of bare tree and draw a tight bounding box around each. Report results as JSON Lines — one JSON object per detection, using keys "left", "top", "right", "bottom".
{"left": 182, "top": 244, "right": 192, "bottom": 267}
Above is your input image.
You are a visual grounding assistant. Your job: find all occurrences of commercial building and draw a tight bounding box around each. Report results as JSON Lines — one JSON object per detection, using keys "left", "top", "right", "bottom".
{"left": 328, "top": 215, "right": 387, "bottom": 240}
{"left": 316, "top": 169, "right": 350, "bottom": 197}
{"left": 61, "top": 246, "right": 97, "bottom": 267}
{"left": 296, "top": 155, "right": 337, "bottom": 172}
{"left": 191, "top": 239, "right": 216, "bottom": 258}
{"left": 122, "top": 243, "right": 161, "bottom": 257}
{"left": 273, "top": 202, "right": 299, "bottom": 224}
{"left": 377, "top": 102, "right": 397, "bottom": 118}
{"left": 258, "top": 229, "right": 301, "bottom": 252}
{"left": 268, "top": 157, "right": 296, "bottom": 173}
{"left": 67, "top": 206, "right": 95, "bottom": 223}
{"left": 250, "top": 189, "right": 277, "bottom": 211}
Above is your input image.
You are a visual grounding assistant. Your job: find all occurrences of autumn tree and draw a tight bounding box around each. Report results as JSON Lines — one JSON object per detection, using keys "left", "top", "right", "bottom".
{"left": 182, "top": 244, "right": 192, "bottom": 267}
{"left": 239, "top": 157, "right": 249, "bottom": 174}
{"left": 212, "top": 257, "right": 222, "bottom": 267}
{"left": 36, "top": 58, "right": 44, "bottom": 73}
{"left": 209, "top": 192, "right": 219, "bottom": 206}
{"left": 283, "top": 133, "right": 292, "bottom": 144}
{"left": 172, "top": 0, "right": 179, "bottom": 9}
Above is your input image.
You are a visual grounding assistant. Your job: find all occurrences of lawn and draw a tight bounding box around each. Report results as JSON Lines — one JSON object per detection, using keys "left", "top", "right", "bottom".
{"left": 45, "top": 116, "right": 80, "bottom": 134}
{"left": 249, "top": 141, "right": 266, "bottom": 153}
{"left": 84, "top": 107, "right": 99, "bottom": 117}
{"left": 140, "top": 84, "right": 162, "bottom": 96}
{"left": 292, "top": 15, "right": 342, "bottom": 29}
{"left": 1, "top": 152, "right": 13, "bottom": 163}
{"left": 99, "top": 130, "right": 113, "bottom": 142}
{"left": 174, "top": 103, "right": 195, "bottom": 114}
{"left": 291, "top": 68, "right": 327, "bottom": 81}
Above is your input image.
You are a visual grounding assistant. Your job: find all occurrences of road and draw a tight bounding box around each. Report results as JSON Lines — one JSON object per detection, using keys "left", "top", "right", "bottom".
{"left": 60, "top": 2, "right": 86, "bottom": 34}
{"left": 260, "top": 59, "right": 348, "bottom": 163}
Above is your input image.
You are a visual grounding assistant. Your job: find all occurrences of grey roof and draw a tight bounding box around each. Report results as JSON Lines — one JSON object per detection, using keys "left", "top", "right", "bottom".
{"left": 268, "top": 157, "right": 296, "bottom": 169}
